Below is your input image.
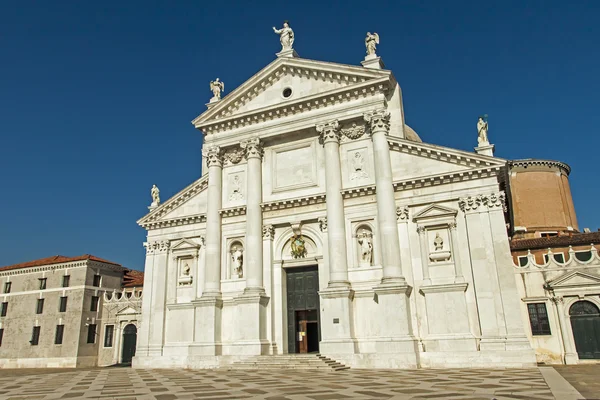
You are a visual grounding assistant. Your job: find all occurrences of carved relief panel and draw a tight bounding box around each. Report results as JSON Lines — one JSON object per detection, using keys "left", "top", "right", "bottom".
{"left": 222, "top": 169, "right": 246, "bottom": 208}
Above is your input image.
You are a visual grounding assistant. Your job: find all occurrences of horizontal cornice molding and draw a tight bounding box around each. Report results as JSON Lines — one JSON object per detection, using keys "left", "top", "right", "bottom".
{"left": 509, "top": 159, "right": 571, "bottom": 174}
{"left": 0, "top": 260, "right": 123, "bottom": 277}
{"left": 261, "top": 194, "right": 326, "bottom": 212}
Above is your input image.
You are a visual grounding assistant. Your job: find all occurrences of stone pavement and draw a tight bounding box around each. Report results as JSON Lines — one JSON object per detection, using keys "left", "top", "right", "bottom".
{"left": 554, "top": 365, "right": 600, "bottom": 400}
{"left": 0, "top": 367, "right": 566, "bottom": 400}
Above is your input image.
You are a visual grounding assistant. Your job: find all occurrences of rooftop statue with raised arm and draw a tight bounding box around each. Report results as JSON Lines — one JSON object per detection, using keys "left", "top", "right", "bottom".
{"left": 273, "top": 21, "right": 294, "bottom": 51}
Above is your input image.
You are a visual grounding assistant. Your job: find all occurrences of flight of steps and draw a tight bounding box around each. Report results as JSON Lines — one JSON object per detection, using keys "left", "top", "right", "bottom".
{"left": 227, "top": 354, "right": 349, "bottom": 371}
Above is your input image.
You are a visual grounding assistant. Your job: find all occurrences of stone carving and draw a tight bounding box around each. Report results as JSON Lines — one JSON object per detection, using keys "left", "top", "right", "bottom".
{"left": 273, "top": 21, "right": 294, "bottom": 52}
{"left": 477, "top": 115, "right": 489, "bottom": 146}
{"left": 231, "top": 246, "right": 244, "bottom": 278}
{"left": 364, "top": 110, "right": 391, "bottom": 133}
{"left": 262, "top": 225, "right": 275, "bottom": 240}
{"left": 290, "top": 234, "right": 307, "bottom": 259}
{"left": 365, "top": 32, "right": 380, "bottom": 56}
{"left": 209, "top": 78, "right": 224, "bottom": 102}
{"left": 357, "top": 231, "right": 373, "bottom": 266}
{"left": 316, "top": 120, "right": 341, "bottom": 144}
{"left": 459, "top": 192, "right": 506, "bottom": 212}
{"left": 145, "top": 240, "right": 170, "bottom": 254}
{"left": 203, "top": 145, "right": 223, "bottom": 167}
{"left": 448, "top": 221, "right": 457, "bottom": 230}
{"left": 318, "top": 217, "right": 328, "bottom": 232}
{"left": 429, "top": 232, "right": 451, "bottom": 262}
{"left": 241, "top": 138, "right": 263, "bottom": 160}
{"left": 178, "top": 261, "right": 192, "bottom": 286}
{"left": 229, "top": 175, "right": 244, "bottom": 201}
{"left": 416, "top": 226, "right": 427, "bottom": 235}
{"left": 224, "top": 148, "right": 244, "bottom": 165}
{"left": 150, "top": 184, "right": 160, "bottom": 207}
{"left": 396, "top": 206, "right": 409, "bottom": 221}
{"left": 341, "top": 122, "right": 366, "bottom": 140}
{"left": 350, "top": 151, "right": 369, "bottom": 180}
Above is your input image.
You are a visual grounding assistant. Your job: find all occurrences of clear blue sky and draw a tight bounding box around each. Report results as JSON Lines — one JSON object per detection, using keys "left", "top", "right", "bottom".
{"left": 1, "top": 0, "right": 599, "bottom": 270}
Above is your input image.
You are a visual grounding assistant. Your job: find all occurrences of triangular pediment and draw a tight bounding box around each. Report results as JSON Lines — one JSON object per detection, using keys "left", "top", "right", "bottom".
{"left": 137, "top": 176, "right": 209, "bottom": 230}
{"left": 413, "top": 204, "right": 458, "bottom": 221}
{"left": 116, "top": 306, "right": 139, "bottom": 316}
{"left": 192, "top": 57, "right": 392, "bottom": 130}
{"left": 171, "top": 238, "right": 201, "bottom": 250}
{"left": 547, "top": 270, "right": 600, "bottom": 289}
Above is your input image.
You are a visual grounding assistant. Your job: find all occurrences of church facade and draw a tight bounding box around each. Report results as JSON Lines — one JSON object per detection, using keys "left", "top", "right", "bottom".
{"left": 135, "top": 29, "right": 536, "bottom": 369}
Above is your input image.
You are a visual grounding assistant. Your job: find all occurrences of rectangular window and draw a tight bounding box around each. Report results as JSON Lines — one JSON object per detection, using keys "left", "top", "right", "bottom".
{"left": 517, "top": 255, "right": 529, "bottom": 267}
{"left": 90, "top": 296, "right": 99, "bottom": 312}
{"left": 543, "top": 253, "right": 565, "bottom": 264}
{"left": 0, "top": 328, "right": 3, "bottom": 346}
{"left": 30, "top": 326, "right": 41, "bottom": 345}
{"left": 527, "top": 303, "right": 551, "bottom": 335}
{"left": 39, "top": 278, "right": 47, "bottom": 290}
{"left": 540, "top": 232, "right": 558, "bottom": 238}
{"left": 36, "top": 298, "right": 45, "bottom": 314}
{"left": 55, "top": 325, "right": 64, "bottom": 345}
{"left": 104, "top": 325, "right": 114, "bottom": 347}
{"left": 575, "top": 251, "right": 592, "bottom": 262}
{"left": 62, "top": 275, "right": 70, "bottom": 288}
{"left": 87, "top": 324, "right": 96, "bottom": 344}
{"left": 3, "top": 282, "right": 11, "bottom": 294}
{"left": 92, "top": 275, "right": 101, "bottom": 287}
{"left": 59, "top": 296, "right": 68, "bottom": 312}
{"left": 1, "top": 302, "right": 7, "bottom": 317}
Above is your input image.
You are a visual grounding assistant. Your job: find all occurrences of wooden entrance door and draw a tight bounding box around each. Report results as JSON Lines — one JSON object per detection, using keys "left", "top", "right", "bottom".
{"left": 570, "top": 301, "right": 600, "bottom": 359}
{"left": 121, "top": 324, "right": 137, "bottom": 364}
{"left": 286, "top": 267, "right": 320, "bottom": 353}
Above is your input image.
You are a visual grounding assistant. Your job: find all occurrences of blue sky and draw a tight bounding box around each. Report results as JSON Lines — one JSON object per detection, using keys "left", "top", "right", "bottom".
{"left": 1, "top": 0, "right": 599, "bottom": 270}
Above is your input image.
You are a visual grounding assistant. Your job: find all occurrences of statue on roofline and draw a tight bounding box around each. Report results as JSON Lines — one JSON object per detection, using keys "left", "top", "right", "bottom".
{"left": 365, "top": 32, "right": 380, "bottom": 56}
{"left": 209, "top": 78, "right": 224, "bottom": 102}
{"left": 273, "top": 21, "right": 295, "bottom": 51}
{"left": 477, "top": 115, "right": 489, "bottom": 145}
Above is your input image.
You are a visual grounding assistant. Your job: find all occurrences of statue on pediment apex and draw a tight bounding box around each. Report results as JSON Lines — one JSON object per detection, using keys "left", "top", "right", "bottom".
{"left": 365, "top": 32, "right": 379, "bottom": 56}
{"left": 210, "top": 78, "right": 224, "bottom": 102}
{"left": 151, "top": 184, "right": 160, "bottom": 206}
{"left": 273, "top": 21, "right": 295, "bottom": 51}
{"left": 477, "top": 115, "right": 489, "bottom": 145}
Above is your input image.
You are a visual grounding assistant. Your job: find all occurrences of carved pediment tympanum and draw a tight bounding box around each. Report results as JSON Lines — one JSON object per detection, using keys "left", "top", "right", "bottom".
{"left": 546, "top": 270, "right": 600, "bottom": 289}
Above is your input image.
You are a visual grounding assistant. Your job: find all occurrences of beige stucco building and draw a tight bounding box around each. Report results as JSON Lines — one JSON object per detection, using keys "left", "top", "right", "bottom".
{"left": 0, "top": 255, "right": 143, "bottom": 368}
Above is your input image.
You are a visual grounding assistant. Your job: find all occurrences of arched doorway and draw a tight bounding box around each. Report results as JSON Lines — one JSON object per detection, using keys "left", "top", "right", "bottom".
{"left": 121, "top": 324, "right": 137, "bottom": 364}
{"left": 569, "top": 301, "right": 600, "bottom": 359}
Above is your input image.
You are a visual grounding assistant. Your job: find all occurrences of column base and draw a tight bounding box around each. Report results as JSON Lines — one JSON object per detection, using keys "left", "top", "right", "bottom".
{"left": 319, "top": 286, "right": 356, "bottom": 355}
{"left": 564, "top": 352, "right": 579, "bottom": 364}
{"left": 192, "top": 294, "right": 223, "bottom": 356}
{"left": 231, "top": 291, "right": 270, "bottom": 355}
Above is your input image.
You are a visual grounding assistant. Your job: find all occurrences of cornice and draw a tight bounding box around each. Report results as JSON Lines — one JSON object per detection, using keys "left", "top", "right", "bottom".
{"left": 137, "top": 176, "right": 209, "bottom": 229}
{"left": 141, "top": 214, "right": 207, "bottom": 230}
{"left": 342, "top": 185, "right": 376, "bottom": 199}
{"left": 261, "top": 194, "right": 326, "bottom": 212}
{"left": 219, "top": 206, "right": 247, "bottom": 218}
{"left": 198, "top": 78, "right": 390, "bottom": 135}
{"left": 509, "top": 159, "right": 571, "bottom": 175}
{"left": 392, "top": 166, "right": 502, "bottom": 192}
{"left": 0, "top": 260, "right": 124, "bottom": 277}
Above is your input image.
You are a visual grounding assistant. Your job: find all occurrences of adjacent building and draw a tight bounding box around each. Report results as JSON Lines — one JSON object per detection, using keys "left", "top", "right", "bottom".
{"left": 508, "top": 159, "right": 600, "bottom": 364}
{"left": 0, "top": 255, "right": 143, "bottom": 368}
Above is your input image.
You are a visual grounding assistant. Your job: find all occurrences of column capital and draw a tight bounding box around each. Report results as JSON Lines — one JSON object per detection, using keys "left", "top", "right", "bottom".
{"left": 316, "top": 120, "right": 341, "bottom": 145}
{"left": 262, "top": 224, "right": 275, "bottom": 240}
{"left": 145, "top": 240, "right": 170, "bottom": 254}
{"left": 241, "top": 138, "right": 263, "bottom": 160}
{"left": 416, "top": 226, "right": 427, "bottom": 235}
{"left": 396, "top": 206, "right": 409, "bottom": 221}
{"left": 448, "top": 221, "right": 457, "bottom": 230}
{"left": 318, "top": 217, "right": 328, "bottom": 232}
{"left": 203, "top": 145, "right": 223, "bottom": 167}
{"left": 364, "top": 109, "right": 390, "bottom": 134}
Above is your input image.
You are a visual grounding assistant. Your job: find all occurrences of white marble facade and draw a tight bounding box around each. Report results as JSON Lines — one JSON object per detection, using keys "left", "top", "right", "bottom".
{"left": 134, "top": 45, "right": 535, "bottom": 368}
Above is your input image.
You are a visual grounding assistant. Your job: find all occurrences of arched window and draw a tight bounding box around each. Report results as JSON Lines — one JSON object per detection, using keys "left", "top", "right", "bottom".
{"left": 570, "top": 301, "right": 600, "bottom": 316}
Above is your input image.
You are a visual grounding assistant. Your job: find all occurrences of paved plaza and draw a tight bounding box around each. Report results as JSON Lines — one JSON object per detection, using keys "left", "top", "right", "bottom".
{"left": 0, "top": 365, "right": 594, "bottom": 400}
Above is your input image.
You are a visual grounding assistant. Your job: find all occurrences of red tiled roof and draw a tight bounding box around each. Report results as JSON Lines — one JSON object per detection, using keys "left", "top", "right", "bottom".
{"left": 0, "top": 254, "right": 122, "bottom": 272}
{"left": 123, "top": 269, "right": 144, "bottom": 288}
{"left": 510, "top": 231, "right": 600, "bottom": 251}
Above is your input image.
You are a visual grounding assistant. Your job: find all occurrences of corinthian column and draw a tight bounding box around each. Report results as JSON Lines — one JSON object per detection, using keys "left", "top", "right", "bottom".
{"left": 202, "top": 145, "right": 223, "bottom": 296}
{"left": 241, "top": 138, "right": 264, "bottom": 293}
{"left": 365, "top": 110, "right": 405, "bottom": 284}
{"left": 316, "top": 120, "right": 349, "bottom": 287}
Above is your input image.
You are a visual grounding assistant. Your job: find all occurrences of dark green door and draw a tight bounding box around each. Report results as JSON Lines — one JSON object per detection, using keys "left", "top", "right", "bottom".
{"left": 569, "top": 301, "right": 600, "bottom": 360}
{"left": 121, "top": 324, "right": 137, "bottom": 364}
{"left": 286, "top": 266, "right": 320, "bottom": 353}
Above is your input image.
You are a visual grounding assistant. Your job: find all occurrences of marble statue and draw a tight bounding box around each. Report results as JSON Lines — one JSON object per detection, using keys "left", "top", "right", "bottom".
{"left": 151, "top": 184, "right": 160, "bottom": 206}
{"left": 231, "top": 246, "right": 243, "bottom": 278}
{"left": 229, "top": 175, "right": 243, "bottom": 200}
{"left": 182, "top": 263, "right": 190, "bottom": 276}
{"left": 434, "top": 233, "right": 444, "bottom": 251}
{"left": 210, "top": 78, "right": 224, "bottom": 101}
{"left": 358, "top": 233, "right": 373, "bottom": 265}
{"left": 477, "top": 116, "right": 489, "bottom": 145}
{"left": 350, "top": 151, "right": 369, "bottom": 180}
{"left": 273, "top": 21, "right": 294, "bottom": 51}
{"left": 365, "top": 32, "right": 379, "bottom": 56}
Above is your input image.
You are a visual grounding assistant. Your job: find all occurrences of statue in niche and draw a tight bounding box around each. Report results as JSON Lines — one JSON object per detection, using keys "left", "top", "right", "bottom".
{"left": 231, "top": 246, "right": 243, "bottom": 278}
{"left": 229, "top": 175, "right": 243, "bottom": 200}
{"left": 181, "top": 263, "right": 190, "bottom": 276}
{"left": 357, "top": 231, "right": 373, "bottom": 266}
{"left": 210, "top": 78, "right": 224, "bottom": 102}
{"left": 433, "top": 233, "right": 444, "bottom": 251}
{"left": 150, "top": 184, "right": 160, "bottom": 206}
{"left": 477, "top": 115, "right": 489, "bottom": 145}
{"left": 273, "top": 21, "right": 294, "bottom": 51}
{"left": 178, "top": 260, "right": 193, "bottom": 286}
{"left": 365, "top": 32, "right": 380, "bottom": 56}
{"left": 350, "top": 151, "right": 369, "bottom": 180}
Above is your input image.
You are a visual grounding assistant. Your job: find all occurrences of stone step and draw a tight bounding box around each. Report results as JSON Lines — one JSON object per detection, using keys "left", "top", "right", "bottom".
{"left": 226, "top": 354, "right": 349, "bottom": 371}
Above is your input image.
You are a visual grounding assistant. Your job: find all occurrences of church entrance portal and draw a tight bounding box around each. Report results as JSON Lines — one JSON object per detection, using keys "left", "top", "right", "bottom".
{"left": 121, "top": 324, "right": 137, "bottom": 364}
{"left": 570, "top": 301, "right": 600, "bottom": 359}
{"left": 286, "top": 266, "right": 320, "bottom": 353}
